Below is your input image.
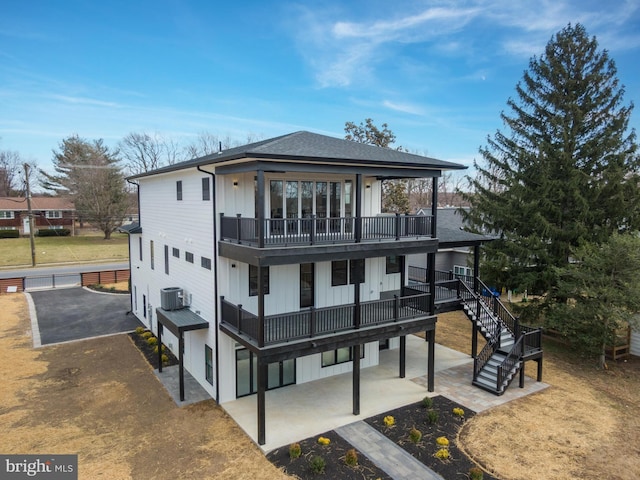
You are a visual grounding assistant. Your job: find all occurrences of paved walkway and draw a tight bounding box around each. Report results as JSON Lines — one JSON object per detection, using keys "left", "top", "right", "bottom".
{"left": 153, "top": 365, "right": 213, "bottom": 407}
{"left": 336, "top": 421, "right": 444, "bottom": 480}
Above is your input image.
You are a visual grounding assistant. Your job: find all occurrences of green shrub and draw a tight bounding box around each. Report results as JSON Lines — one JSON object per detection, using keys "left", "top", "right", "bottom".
{"left": 309, "top": 455, "right": 326, "bottom": 474}
{"left": 152, "top": 345, "right": 166, "bottom": 354}
{"left": 427, "top": 410, "right": 439, "bottom": 424}
{"left": 344, "top": 448, "right": 358, "bottom": 466}
{"left": 135, "top": 326, "right": 145, "bottom": 334}
{"left": 146, "top": 337, "right": 158, "bottom": 346}
{"left": 0, "top": 230, "right": 20, "bottom": 238}
{"left": 289, "top": 443, "right": 301, "bottom": 459}
{"left": 161, "top": 354, "right": 169, "bottom": 363}
{"left": 409, "top": 427, "right": 422, "bottom": 444}
{"left": 435, "top": 448, "right": 450, "bottom": 460}
{"left": 37, "top": 228, "right": 71, "bottom": 237}
{"left": 422, "top": 396, "right": 433, "bottom": 409}
{"left": 142, "top": 331, "right": 153, "bottom": 339}
{"left": 469, "top": 466, "right": 484, "bottom": 480}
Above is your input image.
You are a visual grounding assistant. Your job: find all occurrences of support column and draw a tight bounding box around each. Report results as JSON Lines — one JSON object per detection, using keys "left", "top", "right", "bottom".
{"left": 399, "top": 335, "right": 406, "bottom": 378}
{"left": 519, "top": 362, "right": 525, "bottom": 388}
{"left": 257, "top": 358, "right": 267, "bottom": 445}
{"left": 427, "top": 330, "right": 435, "bottom": 392}
{"left": 471, "top": 322, "right": 478, "bottom": 358}
{"left": 352, "top": 344, "right": 361, "bottom": 415}
{"left": 537, "top": 358, "right": 543, "bottom": 381}
{"left": 157, "top": 322, "right": 163, "bottom": 373}
{"left": 179, "top": 332, "right": 185, "bottom": 401}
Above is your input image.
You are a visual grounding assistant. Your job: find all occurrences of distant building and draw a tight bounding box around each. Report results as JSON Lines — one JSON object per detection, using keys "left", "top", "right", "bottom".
{"left": 0, "top": 197, "right": 75, "bottom": 234}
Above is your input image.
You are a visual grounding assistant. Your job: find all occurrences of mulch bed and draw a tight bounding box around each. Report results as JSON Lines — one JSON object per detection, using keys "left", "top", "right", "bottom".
{"left": 268, "top": 396, "right": 496, "bottom": 479}
{"left": 365, "top": 396, "right": 497, "bottom": 479}
{"left": 128, "top": 330, "right": 179, "bottom": 370}
{"left": 267, "top": 430, "right": 391, "bottom": 480}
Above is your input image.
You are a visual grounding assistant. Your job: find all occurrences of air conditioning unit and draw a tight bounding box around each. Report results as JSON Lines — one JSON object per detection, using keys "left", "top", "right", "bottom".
{"left": 160, "top": 287, "right": 183, "bottom": 311}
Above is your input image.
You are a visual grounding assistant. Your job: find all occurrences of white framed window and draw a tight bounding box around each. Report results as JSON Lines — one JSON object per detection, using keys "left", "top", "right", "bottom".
{"left": 45, "top": 210, "right": 62, "bottom": 219}
{"left": 454, "top": 265, "right": 472, "bottom": 277}
{"left": 0, "top": 211, "right": 15, "bottom": 219}
{"left": 0, "top": 226, "right": 16, "bottom": 230}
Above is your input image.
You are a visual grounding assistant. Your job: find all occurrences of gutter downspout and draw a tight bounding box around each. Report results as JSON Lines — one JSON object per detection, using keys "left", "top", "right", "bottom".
{"left": 125, "top": 178, "right": 139, "bottom": 315}
{"left": 198, "top": 166, "right": 220, "bottom": 404}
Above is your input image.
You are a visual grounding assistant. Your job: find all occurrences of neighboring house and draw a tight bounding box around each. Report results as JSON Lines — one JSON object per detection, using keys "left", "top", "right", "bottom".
{"left": 122, "top": 131, "right": 542, "bottom": 446}
{"left": 0, "top": 197, "right": 75, "bottom": 234}
{"left": 410, "top": 207, "right": 490, "bottom": 282}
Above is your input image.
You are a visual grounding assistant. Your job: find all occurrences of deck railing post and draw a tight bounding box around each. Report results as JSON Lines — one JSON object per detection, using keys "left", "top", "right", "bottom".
{"left": 311, "top": 214, "right": 316, "bottom": 245}
{"left": 497, "top": 365, "right": 502, "bottom": 391}
{"left": 395, "top": 213, "right": 400, "bottom": 240}
{"left": 394, "top": 294, "right": 400, "bottom": 321}
{"left": 235, "top": 214, "right": 242, "bottom": 244}
{"left": 237, "top": 304, "right": 243, "bottom": 334}
{"left": 310, "top": 306, "right": 316, "bottom": 337}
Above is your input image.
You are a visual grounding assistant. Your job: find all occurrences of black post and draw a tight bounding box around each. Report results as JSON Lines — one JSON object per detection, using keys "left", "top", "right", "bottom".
{"left": 428, "top": 252, "right": 436, "bottom": 314}
{"left": 431, "top": 177, "right": 438, "bottom": 237}
{"left": 257, "top": 358, "right": 267, "bottom": 445}
{"left": 394, "top": 213, "right": 400, "bottom": 240}
{"left": 179, "top": 332, "right": 185, "bottom": 401}
{"left": 236, "top": 214, "right": 242, "bottom": 244}
{"left": 355, "top": 174, "right": 362, "bottom": 243}
{"left": 310, "top": 306, "right": 316, "bottom": 337}
{"left": 427, "top": 330, "right": 435, "bottom": 392}
{"left": 471, "top": 322, "right": 478, "bottom": 358}
{"left": 399, "top": 335, "right": 406, "bottom": 378}
{"left": 352, "top": 344, "right": 361, "bottom": 415}
{"left": 519, "top": 362, "right": 525, "bottom": 388}
{"left": 258, "top": 266, "right": 265, "bottom": 347}
{"left": 257, "top": 170, "right": 265, "bottom": 248}
{"left": 473, "top": 245, "right": 480, "bottom": 293}
{"left": 354, "top": 283, "right": 361, "bottom": 329}
{"left": 237, "top": 304, "right": 243, "bottom": 334}
{"left": 537, "top": 358, "right": 543, "bottom": 382}
{"left": 158, "top": 322, "right": 163, "bottom": 373}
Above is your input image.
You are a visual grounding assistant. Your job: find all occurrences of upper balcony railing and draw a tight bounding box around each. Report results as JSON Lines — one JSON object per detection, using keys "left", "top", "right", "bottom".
{"left": 220, "top": 291, "right": 432, "bottom": 347}
{"left": 220, "top": 214, "right": 434, "bottom": 247}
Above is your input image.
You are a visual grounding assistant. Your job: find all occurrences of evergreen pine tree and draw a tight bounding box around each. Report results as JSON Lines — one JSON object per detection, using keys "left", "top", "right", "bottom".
{"left": 462, "top": 23, "right": 639, "bottom": 301}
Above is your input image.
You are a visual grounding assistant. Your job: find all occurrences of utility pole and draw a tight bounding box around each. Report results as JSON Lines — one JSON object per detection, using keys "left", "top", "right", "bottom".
{"left": 23, "top": 163, "right": 36, "bottom": 267}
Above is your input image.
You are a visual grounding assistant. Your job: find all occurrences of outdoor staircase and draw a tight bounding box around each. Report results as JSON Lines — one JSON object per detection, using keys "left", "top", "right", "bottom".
{"left": 457, "top": 278, "right": 542, "bottom": 395}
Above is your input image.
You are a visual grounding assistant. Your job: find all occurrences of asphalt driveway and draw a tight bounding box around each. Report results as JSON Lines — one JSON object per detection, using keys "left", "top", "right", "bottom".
{"left": 29, "top": 287, "right": 142, "bottom": 345}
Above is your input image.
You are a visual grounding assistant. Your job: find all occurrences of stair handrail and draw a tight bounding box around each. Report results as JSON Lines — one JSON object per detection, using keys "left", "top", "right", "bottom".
{"left": 473, "top": 277, "right": 520, "bottom": 337}
{"left": 474, "top": 326, "right": 501, "bottom": 381}
{"left": 496, "top": 333, "right": 525, "bottom": 391}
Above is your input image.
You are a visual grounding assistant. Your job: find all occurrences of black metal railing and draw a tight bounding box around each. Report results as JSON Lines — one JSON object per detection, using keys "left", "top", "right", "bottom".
{"left": 221, "top": 292, "right": 432, "bottom": 346}
{"left": 220, "top": 213, "right": 434, "bottom": 247}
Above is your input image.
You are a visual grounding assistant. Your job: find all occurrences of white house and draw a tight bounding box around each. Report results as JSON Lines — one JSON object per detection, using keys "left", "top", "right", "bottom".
{"left": 123, "top": 131, "right": 479, "bottom": 445}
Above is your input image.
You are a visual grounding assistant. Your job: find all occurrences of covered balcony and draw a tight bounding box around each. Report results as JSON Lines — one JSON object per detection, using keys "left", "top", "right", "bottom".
{"left": 220, "top": 213, "right": 434, "bottom": 248}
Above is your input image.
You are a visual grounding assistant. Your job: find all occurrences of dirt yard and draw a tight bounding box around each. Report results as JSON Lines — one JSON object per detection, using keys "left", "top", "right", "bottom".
{"left": 0, "top": 294, "right": 290, "bottom": 480}
{"left": 437, "top": 311, "right": 640, "bottom": 480}
{"left": 2, "top": 293, "right": 639, "bottom": 480}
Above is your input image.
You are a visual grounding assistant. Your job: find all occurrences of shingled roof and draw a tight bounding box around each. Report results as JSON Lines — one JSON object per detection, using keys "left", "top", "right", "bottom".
{"left": 129, "top": 131, "right": 466, "bottom": 179}
{"left": 0, "top": 197, "right": 74, "bottom": 211}
{"left": 436, "top": 208, "right": 494, "bottom": 247}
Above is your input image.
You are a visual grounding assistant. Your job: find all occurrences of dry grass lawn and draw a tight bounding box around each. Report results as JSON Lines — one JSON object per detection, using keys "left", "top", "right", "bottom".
{"left": 2, "top": 291, "right": 638, "bottom": 480}
{"left": 0, "top": 293, "right": 290, "bottom": 480}
{"left": 437, "top": 311, "right": 640, "bottom": 480}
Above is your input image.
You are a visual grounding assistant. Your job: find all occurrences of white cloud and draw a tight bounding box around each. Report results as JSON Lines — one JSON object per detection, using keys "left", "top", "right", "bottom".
{"left": 382, "top": 100, "right": 425, "bottom": 116}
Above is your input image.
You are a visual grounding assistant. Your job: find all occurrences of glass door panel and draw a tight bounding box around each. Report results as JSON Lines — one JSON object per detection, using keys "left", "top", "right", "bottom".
{"left": 270, "top": 180, "right": 283, "bottom": 235}
{"left": 344, "top": 180, "right": 353, "bottom": 233}
{"left": 316, "top": 182, "right": 327, "bottom": 233}
{"left": 300, "top": 263, "right": 314, "bottom": 308}
{"left": 301, "top": 181, "right": 313, "bottom": 234}
{"left": 282, "top": 359, "right": 295, "bottom": 385}
{"left": 329, "top": 182, "right": 341, "bottom": 233}
{"left": 286, "top": 181, "right": 299, "bottom": 235}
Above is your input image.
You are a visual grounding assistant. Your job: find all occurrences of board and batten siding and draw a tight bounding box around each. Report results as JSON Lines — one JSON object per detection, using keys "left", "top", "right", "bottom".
{"left": 131, "top": 169, "right": 218, "bottom": 399}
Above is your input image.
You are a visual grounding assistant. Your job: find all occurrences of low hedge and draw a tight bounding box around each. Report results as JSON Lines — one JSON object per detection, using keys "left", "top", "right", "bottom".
{"left": 0, "top": 230, "right": 20, "bottom": 238}
{"left": 37, "top": 228, "right": 71, "bottom": 237}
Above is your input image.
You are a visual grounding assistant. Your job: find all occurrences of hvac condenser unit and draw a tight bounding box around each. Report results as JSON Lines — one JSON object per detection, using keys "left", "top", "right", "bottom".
{"left": 160, "top": 287, "right": 183, "bottom": 311}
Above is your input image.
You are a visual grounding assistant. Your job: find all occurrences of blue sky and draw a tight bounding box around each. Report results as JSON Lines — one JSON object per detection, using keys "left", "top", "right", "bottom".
{"left": 1, "top": 0, "right": 640, "bottom": 177}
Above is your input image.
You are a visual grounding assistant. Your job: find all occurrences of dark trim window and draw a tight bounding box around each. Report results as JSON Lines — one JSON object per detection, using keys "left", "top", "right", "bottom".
{"left": 322, "top": 346, "right": 364, "bottom": 367}
{"left": 249, "top": 265, "right": 270, "bottom": 296}
{"left": 185, "top": 251, "right": 194, "bottom": 263}
{"left": 164, "top": 245, "right": 169, "bottom": 275}
{"left": 176, "top": 180, "right": 183, "bottom": 201}
{"left": 139, "top": 237, "right": 143, "bottom": 261}
{"left": 202, "top": 177, "right": 210, "bottom": 201}
{"left": 331, "top": 259, "right": 365, "bottom": 286}
{"left": 205, "top": 345, "right": 213, "bottom": 385}
{"left": 201, "top": 257, "right": 212, "bottom": 270}
{"left": 150, "top": 240, "right": 155, "bottom": 270}
{"left": 172, "top": 247, "right": 180, "bottom": 258}
{"left": 331, "top": 260, "right": 348, "bottom": 286}
{"left": 386, "top": 255, "right": 402, "bottom": 274}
